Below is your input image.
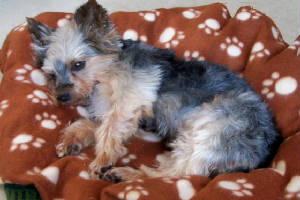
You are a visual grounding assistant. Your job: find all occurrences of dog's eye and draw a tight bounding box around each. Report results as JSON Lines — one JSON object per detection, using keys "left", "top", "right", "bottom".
{"left": 71, "top": 61, "right": 86, "bottom": 71}
{"left": 48, "top": 73, "right": 57, "bottom": 81}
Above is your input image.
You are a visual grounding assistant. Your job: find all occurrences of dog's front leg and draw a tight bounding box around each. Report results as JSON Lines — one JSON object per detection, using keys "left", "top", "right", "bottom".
{"left": 56, "top": 119, "right": 98, "bottom": 157}
{"left": 89, "top": 105, "right": 140, "bottom": 179}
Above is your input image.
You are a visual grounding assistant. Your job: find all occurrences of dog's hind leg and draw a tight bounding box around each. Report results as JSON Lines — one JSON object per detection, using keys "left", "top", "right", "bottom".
{"left": 104, "top": 92, "right": 276, "bottom": 181}
{"left": 56, "top": 119, "right": 97, "bottom": 157}
{"left": 102, "top": 104, "right": 224, "bottom": 181}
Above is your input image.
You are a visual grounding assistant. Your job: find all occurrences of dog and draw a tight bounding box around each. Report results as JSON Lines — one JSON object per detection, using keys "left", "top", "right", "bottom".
{"left": 27, "top": 0, "right": 279, "bottom": 182}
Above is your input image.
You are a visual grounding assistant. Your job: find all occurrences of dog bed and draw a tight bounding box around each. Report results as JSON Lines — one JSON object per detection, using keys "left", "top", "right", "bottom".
{"left": 0, "top": 3, "right": 299, "bottom": 200}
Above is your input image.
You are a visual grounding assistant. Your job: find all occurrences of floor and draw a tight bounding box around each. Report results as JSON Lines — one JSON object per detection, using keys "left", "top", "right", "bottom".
{"left": 0, "top": 0, "right": 299, "bottom": 199}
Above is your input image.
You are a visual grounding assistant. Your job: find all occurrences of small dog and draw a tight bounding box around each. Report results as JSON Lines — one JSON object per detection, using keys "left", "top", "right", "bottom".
{"left": 27, "top": 0, "right": 279, "bottom": 182}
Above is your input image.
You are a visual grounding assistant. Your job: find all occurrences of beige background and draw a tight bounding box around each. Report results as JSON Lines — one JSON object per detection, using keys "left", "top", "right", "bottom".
{"left": 0, "top": 0, "right": 299, "bottom": 199}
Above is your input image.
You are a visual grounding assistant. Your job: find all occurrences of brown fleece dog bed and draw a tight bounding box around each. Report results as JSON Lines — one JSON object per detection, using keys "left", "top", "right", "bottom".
{"left": 0, "top": 3, "right": 299, "bottom": 200}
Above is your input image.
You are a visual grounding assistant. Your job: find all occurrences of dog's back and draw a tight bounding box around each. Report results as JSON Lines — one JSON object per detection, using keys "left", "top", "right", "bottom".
{"left": 121, "top": 40, "right": 279, "bottom": 177}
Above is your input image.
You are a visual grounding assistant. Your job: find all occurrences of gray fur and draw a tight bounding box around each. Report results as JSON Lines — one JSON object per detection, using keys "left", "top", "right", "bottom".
{"left": 121, "top": 41, "right": 279, "bottom": 177}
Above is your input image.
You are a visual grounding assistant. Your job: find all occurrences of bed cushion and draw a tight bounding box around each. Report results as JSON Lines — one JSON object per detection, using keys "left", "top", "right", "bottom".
{"left": 0, "top": 3, "right": 299, "bottom": 200}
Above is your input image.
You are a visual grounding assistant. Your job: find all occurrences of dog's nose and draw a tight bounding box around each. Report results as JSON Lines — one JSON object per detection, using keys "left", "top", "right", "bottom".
{"left": 56, "top": 93, "right": 71, "bottom": 102}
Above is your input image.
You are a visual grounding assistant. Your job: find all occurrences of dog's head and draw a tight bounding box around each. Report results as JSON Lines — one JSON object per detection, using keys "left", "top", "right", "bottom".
{"left": 27, "top": 0, "right": 121, "bottom": 105}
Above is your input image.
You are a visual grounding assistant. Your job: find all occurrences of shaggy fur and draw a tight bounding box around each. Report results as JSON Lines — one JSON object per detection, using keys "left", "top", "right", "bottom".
{"left": 27, "top": 0, "right": 280, "bottom": 182}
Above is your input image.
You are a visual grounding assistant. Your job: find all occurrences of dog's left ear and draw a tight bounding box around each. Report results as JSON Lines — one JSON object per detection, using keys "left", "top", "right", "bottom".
{"left": 74, "top": 0, "right": 121, "bottom": 53}
{"left": 26, "top": 17, "right": 54, "bottom": 67}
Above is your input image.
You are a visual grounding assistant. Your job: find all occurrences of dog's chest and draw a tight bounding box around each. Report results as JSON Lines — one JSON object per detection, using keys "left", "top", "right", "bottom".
{"left": 87, "top": 86, "right": 110, "bottom": 120}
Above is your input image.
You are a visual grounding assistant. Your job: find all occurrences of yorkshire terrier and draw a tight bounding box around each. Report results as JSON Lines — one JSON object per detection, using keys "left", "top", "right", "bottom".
{"left": 27, "top": 0, "right": 279, "bottom": 182}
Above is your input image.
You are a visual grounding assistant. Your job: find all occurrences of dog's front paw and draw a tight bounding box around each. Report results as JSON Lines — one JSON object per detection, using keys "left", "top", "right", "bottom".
{"left": 56, "top": 132, "right": 83, "bottom": 158}
{"left": 89, "top": 155, "right": 113, "bottom": 179}
{"left": 102, "top": 167, "right": 144, "bottom": 183}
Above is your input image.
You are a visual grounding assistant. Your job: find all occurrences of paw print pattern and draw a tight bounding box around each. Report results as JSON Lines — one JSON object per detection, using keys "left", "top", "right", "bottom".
{"left": 139, "top": 10, "right": 160, "bottom": 22}
{"left": 249, "top": 42, "right": 270, "bottom": 61}
{"left": 271, "top": 26, "right": 284, "bottom": 44}
{"left": 57, "top": 14, "right": 72, "bottom": 27}
{"left": 35, "top": 112, "right": 61, "bottom": 130}
{"left": 15, "top": 64, "right": 33, "bottom": 84}
{"left": 220, "top": 37, "right": 244, "bottom": 57}
{"left": 183, "top": 50, "right": 205, "bottom": 61}
{"left": 284, "top": 176, "right": 300, "bottom": 199}
{"left": 26, "top": 166, "right": 42, "bottom": 175}
{"left": 121, "top": 154, "right": 137, "bottom": 164}
{"left": 218, "top": 179, "right": 254, "bottom": 197}
{"left": 122, "top": 29, "right": 147, "bottom": 42}
{"left": 271, "top": 160, "right": 286, "bottom": 176}
{"left": 13, "top": 22, "right": 27, "bottom": 32}
{"left": 176, "top": 179, "right": 196, "bottom": 200}
{"left": 7, "top": 50, "right": 12, "bottom": 58}
{"left": 182, "top": 8, "right": 201, "bottom": 19}
{"left": 15, "top": 64, "right": 47, "bottom": 86}
{"left": 236, "top": 8, "right": 262, "bottom": 21}
{"left": 261, "top": 72, "right": 298, "bottom": 99}
{"left": 162, "top": 177, "right": 175, "bottom": 184}
{"left": 222, "top": 7, "right": 229, "bottom": 19}
{"left": 27, "top": 90, "right": 54, "bottom": 106}
{"left": 198, "top": 18, "right": 221, "bottom": 36}
{"left": 79, "top": 170, "right": 90, "bottom": 180}
{"left": 10, "top": 133, "right": 46, "bottom": 151}
{"left": 159, "top": 27, "right": 185, "bottom": 48}
{"left": 288, "top": 40, "right": 300, "bottom": 56}
{"left": 0, "top": 100, "right": 9, "bottom": 117}
{"left": 118, "top": 185, "right": 149, "bottom": 200}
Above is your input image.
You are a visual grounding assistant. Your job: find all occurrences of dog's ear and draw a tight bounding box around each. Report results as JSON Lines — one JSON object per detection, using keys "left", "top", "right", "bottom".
{"left": 26, "top": 18, "right": 54, "bottom": 67}
{"left": 74, "top": 0, "right": 121, "bottom": 53}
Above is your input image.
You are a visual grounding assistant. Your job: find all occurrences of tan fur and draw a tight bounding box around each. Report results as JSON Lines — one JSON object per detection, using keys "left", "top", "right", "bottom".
{"left": 56, "top": 119, "right": 97, "bottom": 157}
{"left": 87, "top": 55, "right": 159, "bottom": 176}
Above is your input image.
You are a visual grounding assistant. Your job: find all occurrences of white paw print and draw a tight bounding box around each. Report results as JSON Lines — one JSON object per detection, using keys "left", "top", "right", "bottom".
{"left": 222, "top": 7, "right": 229, "bottom": 19}
{"left": 271, "top": 26, "right": 284, "bottom": 44}
{"left": 35, "top": 112, "right": 61, "bottom": 130}
{"left": 261, "top": 72, "right": 298, "bottom": 99}
{"left": 198, "top": 18, "right": 221, "bottom": 35}
{"left": 27, "top": 90, "right": 54, "bottom": 106}
{"left": 159, "top": 27, "right": 185, "bottom": 48}
{"left": 122, "top": 29, "right": 147, "bottom": 42}
{"left": 183, "top": 50, "right": 205, "bottom": 61}
{"left": 288, "top": 40, "right": 300, "bottom": 56}
{"left": 218, "top": 179, "right": 254, "bottom": 197}
{"left": 26, "top": 166, "right": 42, "bottom": 175}
{"left": 236, "top": 8, "right": 262, "bottom": 21}
{"left": 78, "top": 170, "right": 90, "bottom": 180}
{"left": 0, "top": 99, "right": 9, "bottom": 117}
{"left": 7, "top": 49, "right": 12, "bottom": 58}
{"left": 10, "top": 133, "right": 46, "bottom": 151}
{"left": 220, "top": 37, "right": 244, "bottom": 57}
{"left": 162, "top": 177, "right": 175, "bottom": 184}
{"left": 249, "top": 42, "right": 270, "bottom": 61}
{"left": 40, "top": 166, "right": 60, "bottom": 185}
{"left": 57, "top": 14, "right": 72, "bottom": 27}
{"left": 176, "top": 179, "right": 196, "bottom": 200}
{"left": 284, "top": 176, "right": 300, "bottom": 199}
{"left": 121, "top": 154, "right": 137, "bottom": 164}
{"left": 15, "top": 64, "right": 47, "bottom": 86}
{"left": 13, "top": 22, "right": 27, "bottom": 32}
{"left": 271, "top": 160, "right": 286, "bottom": 176}
{"left": 139, "top": 10, "right": 160, "bottom": 22}
{"left": 182, "top": 8, "right": 201, "bottom": 19}
{"left": 118, "top": 185, "right": 149, "bottom": 200}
